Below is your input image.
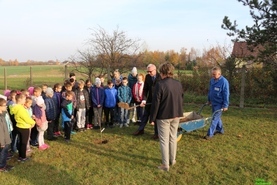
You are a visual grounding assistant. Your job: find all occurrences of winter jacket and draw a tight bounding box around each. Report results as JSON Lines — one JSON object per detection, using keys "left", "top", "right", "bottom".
{"left": 128, "top": 73, "right": 138, "bottom": 89}
{"left": 61, "top": 99, "right": 73, "bottom": 122}
{"left": 34, "top": 105, "right": 47, "bottom": 128}
{"left": 0, "top": 112, "right": 11, "bottom": 146}
{"left": 104, "top": 87, "right": 117, "bottom": 108}
{"left": 10, "top": 104, "right": 35, "bottom": 129}
{"left": 53, "top": 92, "right": 62, "bottom": 114}
{"left": 117, "top": 85, "right": 132, "bottom": 104}
{"left": 91, "top": 86, "right": 105, "bottom": 107}
{"left": 45, "top": 97, "right": 57, "bottom": 121}
{"left": 74, "top": 89, "right": 90, "bottom": 110}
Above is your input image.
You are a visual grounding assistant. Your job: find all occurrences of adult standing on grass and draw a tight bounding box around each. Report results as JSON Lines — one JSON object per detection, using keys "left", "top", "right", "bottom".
{"left": 204, "top": 66, "right": 229, "bottom": 140}
{"left": 149, "top": 62, "right": 183, "bottom": 172}
{"left": 133, "top": 64, "right": 161, "bottom": 139}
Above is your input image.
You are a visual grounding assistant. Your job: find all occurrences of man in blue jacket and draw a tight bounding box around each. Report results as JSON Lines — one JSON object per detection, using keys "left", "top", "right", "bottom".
{"left": 204, "top": 67, "right": 229, "bottom": 140}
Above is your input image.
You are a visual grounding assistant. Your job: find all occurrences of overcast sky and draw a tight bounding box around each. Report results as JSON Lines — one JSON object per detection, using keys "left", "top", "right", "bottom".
{"left": 0, "top": 0, "right": 253, "bottom": 62}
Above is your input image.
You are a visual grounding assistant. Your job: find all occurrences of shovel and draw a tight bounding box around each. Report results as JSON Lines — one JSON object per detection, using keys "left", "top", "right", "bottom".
{"left": 118, "top": 102, "right": 151, "bottom": 110}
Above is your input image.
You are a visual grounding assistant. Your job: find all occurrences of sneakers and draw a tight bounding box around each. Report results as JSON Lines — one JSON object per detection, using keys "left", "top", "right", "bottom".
{"left": 119, "top": 124, "right": 123, "bottom": 128}
{"left": 124, "top": 124, "right": 129, "bottom": 127}
{"left": 203, "top": 135, "right": 212, "bottom": 140}
{"left": 18, "top": 157, "right": 30, "bottom": 162}
{"left": 131, "top": 118, "right": 136, "bottom": 123}
{"left": 0, "top": 165, "right": 14, "bottom": 172}
{"left": 54, "top": 131, "right": 61, "bottom": 136}
{"left": 47, "top": 137, "right": 57, "bottom": 141}
{"left": 170, "top": 160, "right": 176, "bottom": 166}
{"left": 158, "top": 164, "right": 169, "bottom": 172}
{"left": 7, "top": 152, "right": 13, "bottom": 160}
{"left": 38, "top": 144, "right": 48, "bottom": 151}
{"left": 214, "top": 131, "right": 224, "bottom": 135}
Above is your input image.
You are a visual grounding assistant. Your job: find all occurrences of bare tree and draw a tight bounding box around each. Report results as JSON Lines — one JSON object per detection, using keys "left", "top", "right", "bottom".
{"left": 88, "top": 26, "right": 141, "bottom": 79}
{"left": 70, "top": 49, "right": 98, "bottom": 81}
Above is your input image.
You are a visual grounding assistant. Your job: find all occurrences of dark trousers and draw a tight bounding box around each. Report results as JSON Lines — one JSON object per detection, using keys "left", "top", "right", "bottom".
{"left": 64, "top": 121, "right": 72, "bottom": 140}
{"left": 30, "top": 125, "right": 38, "bottom": 145}
{"left": 53, "top": 113, "right": 60, "bottom": 133}
{"left": 104, "top": 107, "right": 115, "bottom": 124}
{"left": 114, "top": 105, "right": 120, "bottom": 123}
{"left": 47, "top": 120, "right": 54, "bottom": 139}
{"left": 86, "top": 107, "right": 93, "bottom": 126}
{"left": 135, "top": 102, "right": 144, "bottom": 121}
{"left": 17, "top": 127, "right": 30, "bottom": 159}
{"left": 11, "top": 129, "right": 19, "bottom": 152}
{"left": 0, "top": 144, "right": 9, "bottom": 168}
{"left": 138, "top": 109, "right": 158, "bottom": 135}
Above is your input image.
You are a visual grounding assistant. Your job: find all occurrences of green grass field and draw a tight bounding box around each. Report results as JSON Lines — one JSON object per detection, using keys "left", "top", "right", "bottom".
{"left": 0, "top": 66, "right": 276, "bottom": 184}
{"left": 0, "top": 104, "right": 276, "bottom": 185}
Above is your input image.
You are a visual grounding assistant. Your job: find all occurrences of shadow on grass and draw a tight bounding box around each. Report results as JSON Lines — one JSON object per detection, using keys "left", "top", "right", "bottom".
{"left": 5, "top": 157, "right": 77, "bottom": 185}
{"left": 57, "top": 137, "right": 160, "bottom": 169}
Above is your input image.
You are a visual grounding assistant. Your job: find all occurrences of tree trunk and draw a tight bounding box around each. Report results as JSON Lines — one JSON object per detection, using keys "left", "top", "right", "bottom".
{"left": 64, "top": 65, "right": 68, "bottom": 80}
{"left": 30, "top": 66, "right": 33, "bottom": 86}
{"left": 239, "top": 65, "right": 246, "bottom": 108}
{"left": 4, "top": 68, "right": 7, "bottom": 90}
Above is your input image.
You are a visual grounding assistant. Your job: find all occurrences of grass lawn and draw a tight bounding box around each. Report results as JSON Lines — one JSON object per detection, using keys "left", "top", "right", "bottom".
{"left": 0, "top": 104, "right": 276, "bottom": 185}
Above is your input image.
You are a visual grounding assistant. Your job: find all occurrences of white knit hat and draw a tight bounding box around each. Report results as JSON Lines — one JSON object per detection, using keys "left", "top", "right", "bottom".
{"left": 131, "top": 67, "right": 137, "bottom": 75}
{"left": 95, "top": 77, "right": 101, "bottom": 85}
{"left": 45, "top": 87, "right": 54, "bottom": 96}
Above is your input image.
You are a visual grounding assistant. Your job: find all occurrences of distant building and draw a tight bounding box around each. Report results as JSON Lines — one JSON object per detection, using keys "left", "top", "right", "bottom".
{"left": 231, "top": 42, "right": 263, "bottom": 68}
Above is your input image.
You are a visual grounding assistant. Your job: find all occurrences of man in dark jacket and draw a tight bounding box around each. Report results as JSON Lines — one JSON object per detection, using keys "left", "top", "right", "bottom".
{"left": 133, "top": 64, "right": 161, "bottom": 139}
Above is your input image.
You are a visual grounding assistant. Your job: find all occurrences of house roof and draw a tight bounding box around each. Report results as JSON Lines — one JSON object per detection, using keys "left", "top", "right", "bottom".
{"left": 231, "top": 42, "right": 262, "bottom": 58}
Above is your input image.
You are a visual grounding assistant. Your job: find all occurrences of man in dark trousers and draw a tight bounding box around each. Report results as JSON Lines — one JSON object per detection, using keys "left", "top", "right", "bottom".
{"left": 133, "top": 64, "right": 161, "bottom": 139}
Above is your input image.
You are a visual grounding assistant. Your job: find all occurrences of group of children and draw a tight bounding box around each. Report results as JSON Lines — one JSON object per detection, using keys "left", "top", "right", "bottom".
{"left": 0, "top": 69, "right": 145, "bottom": 172}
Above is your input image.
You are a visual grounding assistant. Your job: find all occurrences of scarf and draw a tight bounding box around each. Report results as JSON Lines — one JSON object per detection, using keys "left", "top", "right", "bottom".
{"left": 134, "top": 82, "right": 144, "bottom": 102}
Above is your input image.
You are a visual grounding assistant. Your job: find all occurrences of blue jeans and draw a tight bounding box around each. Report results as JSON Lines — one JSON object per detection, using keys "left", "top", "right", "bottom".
{"left": 207, "top": 105, "right": 224, "bottom": 137}
{"left": 120, "top": 108, "right": 129, "bottom": 124}
{"left": 0, "top": 144, "right": 9, "bottom": 168}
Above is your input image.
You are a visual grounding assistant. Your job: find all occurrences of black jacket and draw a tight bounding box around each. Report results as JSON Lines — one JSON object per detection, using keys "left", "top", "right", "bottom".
{"left": 143, "top": 73, "right": 161, "bottom": 112}
{"left": 150, "top": 77, "right": 183, "bottom": 122}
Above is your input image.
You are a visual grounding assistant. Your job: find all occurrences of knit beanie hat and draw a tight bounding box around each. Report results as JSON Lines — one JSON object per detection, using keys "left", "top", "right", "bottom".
{"left": 45, "top": 87, "right": 54, "bottom": 96}
{"left": 131, "top": 67, "right": 137, "bottom": 75}
{"left": 95, "top": 77, "right": 101, "bottom": 85}
{"left": 28, "top": 87, "right": 34, "bottom": 96}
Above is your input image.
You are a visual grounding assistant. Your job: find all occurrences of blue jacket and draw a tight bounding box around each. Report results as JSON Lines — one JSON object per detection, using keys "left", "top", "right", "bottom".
{"left": 61, "top": 99, "right": 73, "bottom": 122}
{"left": 53, "top": 92, "right": 62, "bottom": 114}
{"left": 208, "top": 76, "right": 230, "bottom": 108}
{"left": 104, "top": 87, "right": 117, "bottom": 108}
{"left": 91, "top": 86, "right": 105, "bottom": 107}
{"left": 117, "top": 85, "right": 132, "bottom": 104}
{"left": 45, "top": 97, "right": 57, "bottom": 121}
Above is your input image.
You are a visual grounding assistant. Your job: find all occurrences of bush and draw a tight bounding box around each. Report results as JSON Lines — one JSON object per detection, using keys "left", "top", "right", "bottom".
{"left": 179, "top": 67, "right": 277, "bottom": 106}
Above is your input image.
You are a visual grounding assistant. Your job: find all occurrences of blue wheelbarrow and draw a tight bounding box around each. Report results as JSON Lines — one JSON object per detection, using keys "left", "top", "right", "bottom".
{"left": 177, "top": 104, "right": 223, "bottom": 142}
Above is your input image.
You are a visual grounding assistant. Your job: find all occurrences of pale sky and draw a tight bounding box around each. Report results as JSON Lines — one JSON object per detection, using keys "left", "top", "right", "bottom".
{"left": 0, "top": 0, "right": 253, "bottom": 62}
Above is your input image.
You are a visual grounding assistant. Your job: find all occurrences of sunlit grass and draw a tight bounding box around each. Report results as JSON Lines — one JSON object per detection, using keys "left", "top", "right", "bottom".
{"left": 0, "top": 104, "right": 276, "bottom": 185}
